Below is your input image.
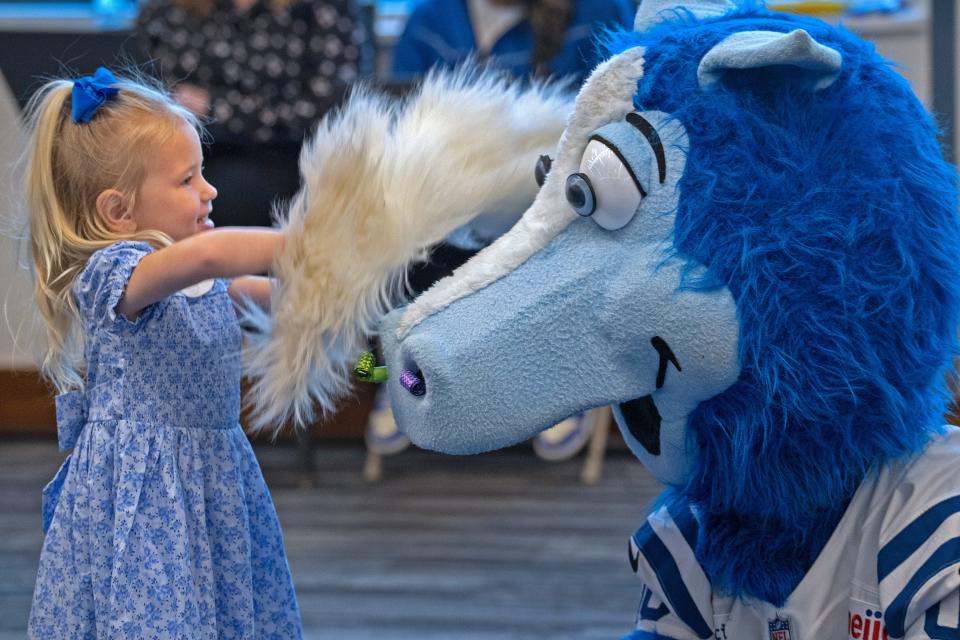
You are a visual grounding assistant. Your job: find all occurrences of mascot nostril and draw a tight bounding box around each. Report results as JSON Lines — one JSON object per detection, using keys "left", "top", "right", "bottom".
{"left": 399, "top": 369, "right": 426, "bottom": 397}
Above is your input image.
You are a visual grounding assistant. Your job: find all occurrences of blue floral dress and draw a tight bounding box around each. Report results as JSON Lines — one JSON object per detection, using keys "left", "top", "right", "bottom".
{"left": 29, "top": 241, "right": 303, "bottom": 639}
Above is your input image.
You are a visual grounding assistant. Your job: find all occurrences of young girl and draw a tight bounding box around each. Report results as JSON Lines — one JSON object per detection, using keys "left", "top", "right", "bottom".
{"left": 23, "top": 68, "right": 302, "bottom": 638}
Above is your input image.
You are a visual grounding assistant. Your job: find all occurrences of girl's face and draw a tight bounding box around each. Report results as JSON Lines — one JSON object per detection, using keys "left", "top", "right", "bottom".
{"left": 131, "top": 122, "right": 218, "bottom": 241}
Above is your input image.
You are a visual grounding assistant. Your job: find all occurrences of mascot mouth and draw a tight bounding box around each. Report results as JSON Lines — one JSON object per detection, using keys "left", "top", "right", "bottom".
{"left": 618, "top": 336, "right": 680, "bottom": 456}
{"left": 618, "top": 396, "right": 662, "bottom": 455}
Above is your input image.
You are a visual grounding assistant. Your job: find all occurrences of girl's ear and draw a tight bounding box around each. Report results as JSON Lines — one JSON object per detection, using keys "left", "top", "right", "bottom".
{"left": 95, "top": 188, "right": 136, "bottom": 233}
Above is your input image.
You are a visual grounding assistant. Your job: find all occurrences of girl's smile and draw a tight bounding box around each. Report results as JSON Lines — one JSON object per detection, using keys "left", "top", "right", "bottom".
{"left": 132, "top": 122, "right": 218, "bottom": 241}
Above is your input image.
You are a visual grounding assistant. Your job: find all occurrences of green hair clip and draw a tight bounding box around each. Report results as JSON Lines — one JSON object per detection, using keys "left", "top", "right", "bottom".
{"left": 354, "top": 351, "right": 388, "bottom": 383}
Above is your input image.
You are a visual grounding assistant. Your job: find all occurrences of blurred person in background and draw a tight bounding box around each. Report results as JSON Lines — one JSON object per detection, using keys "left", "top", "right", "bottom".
{"left": 393, "top": 0, "right": 635, "bottom": 83}
{"left": 366, "top": 0, "right": 636, "bottom": 461}
{"left": 138, "top": 0, "right": 372, "bottom": 228}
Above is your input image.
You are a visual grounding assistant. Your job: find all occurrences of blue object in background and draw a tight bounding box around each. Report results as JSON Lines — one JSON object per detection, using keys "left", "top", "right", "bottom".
{"left": 846, "top": 0, "right": 903, "bottom": 14}
{"left": 92, "top": 0, "right": 134, "bottom": 26}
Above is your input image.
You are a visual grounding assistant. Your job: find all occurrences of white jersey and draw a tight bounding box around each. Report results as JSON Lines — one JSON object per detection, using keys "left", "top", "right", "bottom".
{"left": 629, "top": 426, "right": 960, "bottom": 640}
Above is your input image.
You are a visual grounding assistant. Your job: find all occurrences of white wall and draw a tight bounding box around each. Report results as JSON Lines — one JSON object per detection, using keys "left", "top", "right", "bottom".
{"left": 0, "top": 71, "right": 42, "bottom": 370}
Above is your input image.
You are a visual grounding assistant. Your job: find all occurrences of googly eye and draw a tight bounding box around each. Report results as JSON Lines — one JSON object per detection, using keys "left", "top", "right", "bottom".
{"left": 535, "top": 154, "right": 552, "bottom": 187}
{"left": 565, "top": 172, "right": 596, "bottom": 217}
{"left": 577, "top": 138, "right": 643, "bottom": 231}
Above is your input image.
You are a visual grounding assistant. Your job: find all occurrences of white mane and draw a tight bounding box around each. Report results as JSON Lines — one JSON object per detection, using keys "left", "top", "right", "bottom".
{"left": 242, "top": 68, "right": 573, "bottom": 430}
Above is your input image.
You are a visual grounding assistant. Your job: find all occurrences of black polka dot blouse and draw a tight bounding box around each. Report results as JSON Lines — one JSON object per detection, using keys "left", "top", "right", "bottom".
{"left": 138, "top": 0, "right": 370, "bottom": 145}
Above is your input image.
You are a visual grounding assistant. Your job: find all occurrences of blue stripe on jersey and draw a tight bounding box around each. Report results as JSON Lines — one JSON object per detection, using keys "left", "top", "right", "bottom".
{"left": 886, "top": 537, "right": 960, "bottom": 637}
{"left": 623, "top": 630, "right": 685, "bottom": 640}
{"left": 665, "top": 501, "right": 699, "bottom": 552}
{"left": 633, "top": 524, "right": 713, "bottom": 639}
{"left": 640, "top": 586, "right": 671, "bottom": 622}
{"left": 879, "top": 496, "right": 960, "bottom": 581}
{"left": 924, "top": 600, "right": 960, "bottom": 639}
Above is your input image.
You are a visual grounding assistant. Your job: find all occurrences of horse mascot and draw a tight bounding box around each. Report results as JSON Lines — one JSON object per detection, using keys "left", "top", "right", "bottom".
{"left": 248, "top": 0, "right": 960, "bottom": 637}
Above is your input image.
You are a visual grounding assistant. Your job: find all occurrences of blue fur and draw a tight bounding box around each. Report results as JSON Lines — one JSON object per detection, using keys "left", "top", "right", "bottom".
{"left": 605, "top": 8, "right": 960, "bottom": 605}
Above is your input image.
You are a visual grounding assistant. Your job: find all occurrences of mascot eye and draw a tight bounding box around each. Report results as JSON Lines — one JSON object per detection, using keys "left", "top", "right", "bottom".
{"left": 565, "top": 173, "right": 596, "bottom": 216}
{"left": 574, "top": 138, "right": 644, "bottom": 231}
{"left": 535, "top": 154, "right": 552, "bottom": 187}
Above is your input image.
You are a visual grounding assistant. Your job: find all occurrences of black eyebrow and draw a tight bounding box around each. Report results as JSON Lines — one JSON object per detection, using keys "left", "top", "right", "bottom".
{"left": 626, "top": 112, "right": 667, "bottom": 184}
{"left": 589, "top": 134, "right": 647, "bottom": 198}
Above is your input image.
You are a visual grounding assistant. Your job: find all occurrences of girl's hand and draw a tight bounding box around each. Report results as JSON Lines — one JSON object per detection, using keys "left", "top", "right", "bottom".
{"left": 174, "top": 84, "right": 210, "bottom": 117}
{"left": 228, "top": 276, "right": 274, "bottom": 311}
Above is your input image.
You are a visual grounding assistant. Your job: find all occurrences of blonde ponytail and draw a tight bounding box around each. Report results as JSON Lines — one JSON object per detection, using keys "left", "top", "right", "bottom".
{"left": 22, "top": 72, "right": 199, "bottom": 391}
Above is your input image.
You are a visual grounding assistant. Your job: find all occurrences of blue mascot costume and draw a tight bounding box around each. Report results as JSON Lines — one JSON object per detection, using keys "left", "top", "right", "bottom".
{"left": 248, "top": 0, "right": 960, "bottom": 636}
{"left": 374, "top": 1, "right": 960, "bottom": 638}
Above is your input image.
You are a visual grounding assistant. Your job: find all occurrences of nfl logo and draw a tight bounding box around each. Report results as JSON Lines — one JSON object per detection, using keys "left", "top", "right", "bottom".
{"left": 768, "top": 616, "right": 792, "bottom": 640}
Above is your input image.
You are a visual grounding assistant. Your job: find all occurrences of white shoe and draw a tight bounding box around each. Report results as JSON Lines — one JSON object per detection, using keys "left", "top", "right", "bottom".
{"left": 532, "top": 413, "right": 593, "bottom": 461}
{"left": 365, "top": 389, "right": 410, "bottom": 455}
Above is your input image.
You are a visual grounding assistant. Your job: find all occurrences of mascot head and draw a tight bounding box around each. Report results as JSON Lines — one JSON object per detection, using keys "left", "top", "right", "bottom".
{"left": 378, "top": 0, "right": 960, "bottom": 603}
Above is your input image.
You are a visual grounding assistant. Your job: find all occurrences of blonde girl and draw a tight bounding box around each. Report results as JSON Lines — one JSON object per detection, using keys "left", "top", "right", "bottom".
{"left": 24, "top": 68, "right": 302, "bottom": 639}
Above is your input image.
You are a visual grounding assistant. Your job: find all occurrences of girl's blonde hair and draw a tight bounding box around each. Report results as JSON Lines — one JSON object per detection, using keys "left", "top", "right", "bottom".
{"left": 22, "top": 72, "right": 201, "bottom": 392}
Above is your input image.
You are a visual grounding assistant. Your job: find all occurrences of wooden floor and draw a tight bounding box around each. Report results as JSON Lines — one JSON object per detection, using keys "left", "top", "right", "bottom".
{"left": 0, "top": 438, "right": 662, "bottom": 639}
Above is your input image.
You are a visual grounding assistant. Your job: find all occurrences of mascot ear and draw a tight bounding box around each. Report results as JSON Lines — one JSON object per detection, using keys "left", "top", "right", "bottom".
{"left": 698, "top": 29, "right": 843, "bottom": 92}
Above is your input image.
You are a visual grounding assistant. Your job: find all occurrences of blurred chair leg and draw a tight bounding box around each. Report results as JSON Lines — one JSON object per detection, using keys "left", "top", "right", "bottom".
{"left": 363, "top": 448, "right": 383, "bottom": 482}
{"left": 580, "top": 406, "right": 611, "bottom": 485}
{"left": 296, "top": 425, "right": 317, "bottom": 489}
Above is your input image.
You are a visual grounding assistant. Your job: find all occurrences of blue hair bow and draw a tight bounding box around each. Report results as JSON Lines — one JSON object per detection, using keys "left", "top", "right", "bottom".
{"left": 71, "top": 67, "right": 119, "bottom": 123}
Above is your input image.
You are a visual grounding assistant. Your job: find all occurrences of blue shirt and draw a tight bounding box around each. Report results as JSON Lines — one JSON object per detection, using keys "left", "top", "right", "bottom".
{"left": 392, "top": 0, "right": 636, "bottom": 85}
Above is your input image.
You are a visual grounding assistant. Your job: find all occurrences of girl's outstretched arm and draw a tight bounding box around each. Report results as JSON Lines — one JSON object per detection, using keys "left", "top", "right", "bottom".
{"left": 117, "top": 227, "right": 283, "bottom": 319}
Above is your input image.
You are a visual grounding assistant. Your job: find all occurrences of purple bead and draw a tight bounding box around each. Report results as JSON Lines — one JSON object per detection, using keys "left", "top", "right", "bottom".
{"left": 399, "top": 369, "right": 426, "bottom": 397}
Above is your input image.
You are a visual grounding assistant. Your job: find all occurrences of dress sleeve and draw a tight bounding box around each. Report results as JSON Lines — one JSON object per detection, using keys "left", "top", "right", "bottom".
{"left": 73, "top": 241, "right": 154, "bottom": 329}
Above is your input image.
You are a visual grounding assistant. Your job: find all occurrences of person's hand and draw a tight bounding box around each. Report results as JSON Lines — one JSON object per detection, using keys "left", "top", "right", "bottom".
{"left": 174, "top": 83, "right": 211, "bottom": 117}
